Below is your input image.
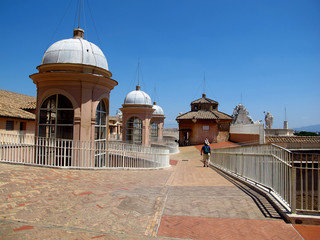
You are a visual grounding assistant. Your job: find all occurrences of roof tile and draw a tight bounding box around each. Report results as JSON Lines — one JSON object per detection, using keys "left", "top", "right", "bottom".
{"left": 266, "top": 136, "right": 320, "bottom": 144}
{"left": 0, "top": 89, "right": 36, "bottom": 120}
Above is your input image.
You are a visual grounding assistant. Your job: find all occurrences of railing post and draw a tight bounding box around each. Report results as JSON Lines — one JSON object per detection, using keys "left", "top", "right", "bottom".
{"left": 291, "top": 167, "right": 296, "bottom": 214}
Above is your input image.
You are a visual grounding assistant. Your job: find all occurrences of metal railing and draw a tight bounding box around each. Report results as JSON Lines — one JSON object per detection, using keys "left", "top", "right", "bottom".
{"left": 212, "top": 144, "right": 320, "bottom": 214}
{"left": 293, "top": 153, "right": 319, "bottom": 213}
{"left": 0, "top": 133, "right": 170, "bottom": 169}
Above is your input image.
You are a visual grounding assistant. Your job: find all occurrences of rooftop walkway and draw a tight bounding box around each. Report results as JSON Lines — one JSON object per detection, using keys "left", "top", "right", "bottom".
{"left": 0, "top": 144, "right": 319, "bottom": 239}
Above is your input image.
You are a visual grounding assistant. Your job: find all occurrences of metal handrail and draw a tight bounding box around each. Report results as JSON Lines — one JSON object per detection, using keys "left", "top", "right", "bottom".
{"left": 212, "top": 144, "right": 319, "bottom": 214}
{"left": 0, "top": 132, "right": 170, "bottom": 169}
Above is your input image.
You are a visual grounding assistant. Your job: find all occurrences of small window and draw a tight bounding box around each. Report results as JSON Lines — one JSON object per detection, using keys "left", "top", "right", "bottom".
{"left": 6, "top": 120, "right": 14, "bottom": 130}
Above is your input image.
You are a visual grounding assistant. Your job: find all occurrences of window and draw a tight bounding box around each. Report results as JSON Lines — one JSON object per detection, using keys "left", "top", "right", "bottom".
{"left": 6, "top": 120, "right": 14, "bottom": 131}
{"left": 150, "top": 122, "right": 158, "bottom": 141}
{"left": 95, "top": 100, "right": 107, "bottom": 142}
{"left": 95, "top": 100, "right": 107, "bottom": 167}
{"left": 126, "top": 117, "right": 142, "bottom": 144}
{"left": 38, "top": 94, "right": 74, "bottom": 139}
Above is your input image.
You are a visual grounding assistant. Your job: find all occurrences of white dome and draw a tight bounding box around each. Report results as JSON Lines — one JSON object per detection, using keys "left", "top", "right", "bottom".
{"left": 41, "top": 29, "right": 108, "bottom": 70}
{"left": 124, "top": 86, "right": 152, "bottom": 106}
{"left": 152, "top": 103, "right": 164, "bottom": 115}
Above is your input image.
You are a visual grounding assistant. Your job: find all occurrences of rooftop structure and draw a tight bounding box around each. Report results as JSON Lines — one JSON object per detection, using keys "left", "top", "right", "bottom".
{"left": 30, "top": 28, "right": 118, "bottom": 147}
{"left": 121, "top": 86, "right": 165, "bottom": 145}
{"left": 176, "top": 93, "right": 232, "bottom": 145}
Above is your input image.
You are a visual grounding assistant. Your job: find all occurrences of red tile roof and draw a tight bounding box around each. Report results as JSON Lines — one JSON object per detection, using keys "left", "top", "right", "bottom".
{"left": 191, "top": 97, "right": 218, "bottom": 105}
{"left": 0, "top": 89, "right": 36, "bottom": 120}
{"left": 176, "top": 110, "right": 232, "bottom": 120}
{"left": 266, "top": 136, "right": 320, "bottom": 144}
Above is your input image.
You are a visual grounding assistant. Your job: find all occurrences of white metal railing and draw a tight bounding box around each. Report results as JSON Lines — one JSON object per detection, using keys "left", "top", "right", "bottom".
{"left": 212, "top": 144, "right": 320, "bottom": 214}
{"left": 293, "top": 153, "right": 320, "bottom": 214}
{"left": 151, "top": 141, "right": 179, "bottom": 154}
{"left": 0, "top": 133, "right": 170, "bottom": 169}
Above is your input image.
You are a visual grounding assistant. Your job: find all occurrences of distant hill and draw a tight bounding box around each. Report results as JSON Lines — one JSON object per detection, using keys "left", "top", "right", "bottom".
{"left": 294, "top": 124, "right": 320, "bottom": 132}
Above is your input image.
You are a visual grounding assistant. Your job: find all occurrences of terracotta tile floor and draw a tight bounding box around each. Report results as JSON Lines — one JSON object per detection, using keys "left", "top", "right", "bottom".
{"left": 0, "top": 144, "right": 319, "bottom": 239}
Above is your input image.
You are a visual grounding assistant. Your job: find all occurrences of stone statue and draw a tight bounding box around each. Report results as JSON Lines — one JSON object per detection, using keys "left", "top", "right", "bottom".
{"left": 232, "top": 104, "right": 254, "bottom": 125}
{"left": 265, "top": 112, "right": 273, "bottom": 129}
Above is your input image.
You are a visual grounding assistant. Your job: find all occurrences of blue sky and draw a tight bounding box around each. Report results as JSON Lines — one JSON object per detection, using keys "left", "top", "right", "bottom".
{"left": 1, "top": 0, "right": 319, "bottom": 129}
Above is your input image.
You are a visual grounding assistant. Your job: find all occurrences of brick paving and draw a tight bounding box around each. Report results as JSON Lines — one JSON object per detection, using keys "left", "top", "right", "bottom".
{"left": 0, "top": 144, "right": 318, "bottom": 239}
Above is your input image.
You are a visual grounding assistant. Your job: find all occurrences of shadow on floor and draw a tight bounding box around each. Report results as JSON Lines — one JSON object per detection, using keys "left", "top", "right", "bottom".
{"left": 206, "top": 162, "right": 283, "bottom": 220}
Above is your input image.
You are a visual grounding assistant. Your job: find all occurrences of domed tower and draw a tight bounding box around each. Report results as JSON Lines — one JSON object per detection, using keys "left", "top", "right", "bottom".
{"left": 30, "top": 28, "right": 118, "bottom": 142}
{"left": 120, "top": 85, "right": 154, "bottom": 145}
{"left": 151, "top": 102, "right": 165, "bottom": 142}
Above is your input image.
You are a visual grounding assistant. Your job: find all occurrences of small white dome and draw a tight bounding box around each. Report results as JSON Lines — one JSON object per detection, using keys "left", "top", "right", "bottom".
{"left": 152, "top": 102, "right": 164, "bottom": 115}
{"left": 41, "top": 29, "right": 108, "bottom": 70}
{"left": 124, "top": 86, "right": 152, "bottom": 106}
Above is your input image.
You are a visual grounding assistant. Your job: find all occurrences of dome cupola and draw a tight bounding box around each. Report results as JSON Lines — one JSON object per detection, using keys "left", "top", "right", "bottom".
{"left": 41, "top": 28, "right": 108, "bottom": 70}
{"left": 123, "top": 85, "right": 152, "bottom": 107}
{"left": 152, "top": 102, "right": 164, "bottom": 116}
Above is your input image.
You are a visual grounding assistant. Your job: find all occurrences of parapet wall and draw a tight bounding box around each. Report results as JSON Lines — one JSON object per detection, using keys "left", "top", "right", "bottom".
{"left": 229, "top": 124, "right": 265, "bottom": 144}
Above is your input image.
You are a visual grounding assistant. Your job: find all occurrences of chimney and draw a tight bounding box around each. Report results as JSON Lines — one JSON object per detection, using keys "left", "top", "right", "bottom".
{"left": 73, "top": 28, "right": 84, "bottom": 39}
{"left": 283, "top": 121, "right": 288, "bottom": 129}
{"left": 202, "top": 93, "right": 206, "bottom": 98}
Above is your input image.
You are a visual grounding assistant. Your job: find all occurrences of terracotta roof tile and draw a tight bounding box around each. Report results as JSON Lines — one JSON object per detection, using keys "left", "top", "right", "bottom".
{"left": 0, "top": 89, "right": 36, "bottom": 120}
{"left": 0, "top": 89, "right": 36, "bottom": 109}
{"left": 176, "top": 110, "right": 232, "bottom": 120}
{"left": 191, "top": 97, "right": 218, "bottom": 104}
{"left": 266, "top": 136, "right": 320, "bottom": 144}
{"left": 0, "top": 103, "right": 35, "bottom": 120}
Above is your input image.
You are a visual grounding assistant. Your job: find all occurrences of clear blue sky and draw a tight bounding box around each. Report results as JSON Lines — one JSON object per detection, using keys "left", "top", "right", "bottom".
{"left": 1, "top": 0, "right": 319, "bottom": 129}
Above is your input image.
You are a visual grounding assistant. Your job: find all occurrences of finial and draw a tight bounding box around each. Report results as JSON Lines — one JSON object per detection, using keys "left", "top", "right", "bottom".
{"left": 136, "top": 85, "right": 141, "bottom": 90}
{"left": 202, "top": 93, "right": 206, "bottom": 98}
{"left": 73, "top": 28, "right": 84, "bottom": 39}
{"left": 153, "top": 101, "right": 156, "bottom": 105}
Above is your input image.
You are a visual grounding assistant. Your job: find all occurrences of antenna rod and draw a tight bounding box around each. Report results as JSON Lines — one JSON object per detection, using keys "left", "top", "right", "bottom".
{"left": 137, "top": 58, "right": 140, "bottom": 86}
{"left": 78, "top": 0, "right": 81, "bottom": 28}
{"left": 203, "top": 73, "right": 205, "bottom": 94}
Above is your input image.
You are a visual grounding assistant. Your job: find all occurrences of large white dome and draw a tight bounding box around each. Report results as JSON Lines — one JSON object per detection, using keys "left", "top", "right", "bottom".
{"left": 41, "top": 29, "right": 108, "bottom": 70}
{"left": 124, "top": 86, "right": 152, "bottom": 106}
{"left": 152, "top": 102, "right": 164, "bottom": 115}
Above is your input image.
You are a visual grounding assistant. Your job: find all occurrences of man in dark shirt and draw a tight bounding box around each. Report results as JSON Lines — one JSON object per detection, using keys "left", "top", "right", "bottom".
{"left": 200, "top": 139, "right": 211, "bottom": 167}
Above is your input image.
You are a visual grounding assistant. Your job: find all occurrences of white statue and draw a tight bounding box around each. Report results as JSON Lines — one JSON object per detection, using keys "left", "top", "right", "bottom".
{"left": 265, "top": 112, "right": 273, "bottom": 129}
{"left": 232, "top": 104, "right": 254, "bottom": 125}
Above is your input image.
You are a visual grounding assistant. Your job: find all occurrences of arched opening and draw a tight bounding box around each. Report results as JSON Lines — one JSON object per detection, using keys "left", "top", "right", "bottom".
{"left": 38, "top": 94, "right": 74, "bottom": 166}
{"left": 95, "top": 100, "right": 107, "bottom": 167}
{"left": 150, "top": 122, "right": 158, "bottom": 141}
{"left": 39, "top": 94, "right": 74, "bottom": 139}
{"left": 126, "top": 117, "right": 142, "bottom": 144}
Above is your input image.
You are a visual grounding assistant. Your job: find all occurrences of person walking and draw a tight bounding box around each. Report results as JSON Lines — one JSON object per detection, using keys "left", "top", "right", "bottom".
{"left": 201, "top": 139, "right": 211, "bottom": 167}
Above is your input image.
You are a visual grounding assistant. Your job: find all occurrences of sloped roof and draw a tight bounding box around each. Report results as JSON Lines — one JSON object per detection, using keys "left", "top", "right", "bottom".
{"left": 0, "top": 89, "right": 36, "bottom": 120}
{"left": 176, "top": 110, "right": 232, "bottom": 120}
{"left": 266, "top": 136, "right": 320, "bottom": 144}
{"left": 191, "top": 97, "right": 218, "bottom": 105}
